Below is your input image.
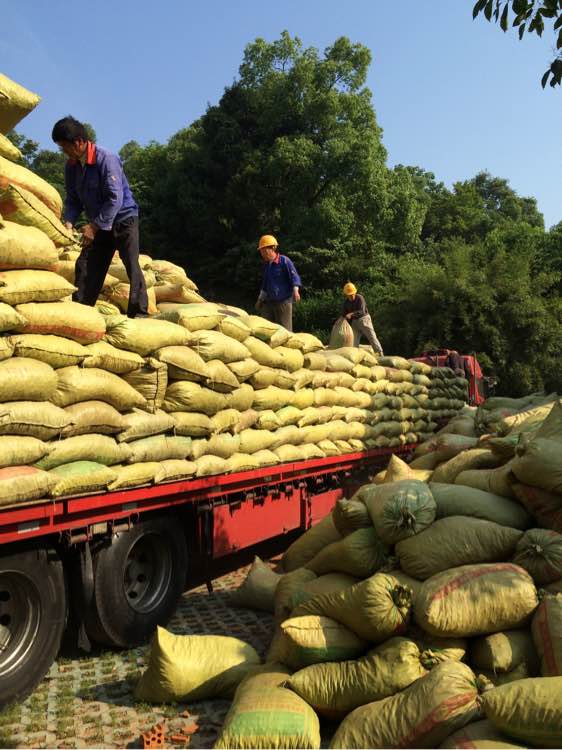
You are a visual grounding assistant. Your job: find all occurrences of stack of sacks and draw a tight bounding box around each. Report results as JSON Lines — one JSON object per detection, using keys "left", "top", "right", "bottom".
{"left": 224, "top": 432, "right": 562, "bottom": 748}
{"left": 0, "top": 73, "right": 468, "bottom": 509}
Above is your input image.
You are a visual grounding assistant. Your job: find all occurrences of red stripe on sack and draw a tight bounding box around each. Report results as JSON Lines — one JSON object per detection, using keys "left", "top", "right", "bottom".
{"left": 398, "top": 691, "right": 476, "bottom": 747}
{"left": 430, "top": 564, "right": 522, "bottom": 602}
{"left": 536, "top": 600, "right": 558, "bottom": 675}
{"left": 0, "top": 198, "right": 17, "bottom": 214}
{"left": 22, "top": 324, "right": 103, "bottom": 342}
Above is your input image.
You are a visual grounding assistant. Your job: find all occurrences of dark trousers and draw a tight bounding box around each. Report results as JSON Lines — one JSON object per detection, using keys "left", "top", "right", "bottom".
{"left": 261, "top": 299, "right": 293, "bottom": 332}
{"left": 73, "top": 215, "right": 148, "bottom": 317}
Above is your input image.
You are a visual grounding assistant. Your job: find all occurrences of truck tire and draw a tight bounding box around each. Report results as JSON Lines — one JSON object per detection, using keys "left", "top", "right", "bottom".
{"left": 86, "top": 517, "right": 188, "bottom": 647}
{"left": 0, "top": 548, "right": 67, "bottom": 707}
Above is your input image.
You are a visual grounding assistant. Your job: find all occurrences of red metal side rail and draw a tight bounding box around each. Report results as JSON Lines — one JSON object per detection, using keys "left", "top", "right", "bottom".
{"left": 0, "top": 446, "right": 414, "bottom": 545}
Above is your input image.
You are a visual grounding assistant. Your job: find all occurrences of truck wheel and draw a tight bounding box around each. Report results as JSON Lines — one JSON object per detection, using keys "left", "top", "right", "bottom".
{"left": 86, "top": 517, "right": 188, "bottom": 647}
{"left": 0, "top": 548, "right": 67, "bottom": 707}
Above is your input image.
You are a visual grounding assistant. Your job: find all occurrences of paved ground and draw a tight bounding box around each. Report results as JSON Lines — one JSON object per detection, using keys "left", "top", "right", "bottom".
{"left": 0, "top": 560, "right": 282, "bottom": 750}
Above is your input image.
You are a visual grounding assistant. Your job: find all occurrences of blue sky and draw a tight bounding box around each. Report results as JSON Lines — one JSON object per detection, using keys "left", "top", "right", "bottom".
{"left": 2, "top": 0, "right": 560, "bottom": 228}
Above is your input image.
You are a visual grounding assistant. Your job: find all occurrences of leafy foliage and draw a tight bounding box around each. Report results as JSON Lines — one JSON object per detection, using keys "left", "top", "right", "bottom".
{"left": 473, "top": 0, "right": 562, "bottom": 86}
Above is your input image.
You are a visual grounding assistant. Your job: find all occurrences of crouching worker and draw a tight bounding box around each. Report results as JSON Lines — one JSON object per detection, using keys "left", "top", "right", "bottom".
{"left": 255, "top": 234, "right": 301, "bottom": 332}
{"left": 52, "top": 116, "right": 148, "bottom": 318}
{"left": 342, "top": 282, "right": 384, "bottom": 356}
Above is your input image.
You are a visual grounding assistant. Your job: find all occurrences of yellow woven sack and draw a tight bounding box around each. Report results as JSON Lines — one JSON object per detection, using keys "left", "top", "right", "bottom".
{"left": 36, "top": 434, "right": 130, "bottom": 470}
{"left": 190, "top": 329, "right": 250, "bottom": 363}
{"left": 10, "top": 333, "right": 89, "bottom": 368}
{"left": 471, "top": 628, "right": 539, "bottom": 675}
{"left": 170, "top": 411, "right": 213, "bottom": 437}
{"left": 125, "top": 435, "right": 192, "bottom": 464}
{"left": 276, "top": 346, "right": 305, "bottom": 372}
{"left": 0, "top": 336, "right": 13, "bottom": 360}
{"left": 274, "top": 444, "right": 304, "bottom": 462}
{"left": 0, "top": 218, "right": 59, "bottom": 270}
{"left": 0, "top": 435, "right": 48, "bottom": 467}
{"left": 152, "top": 260, "right": 196, "bottom": 287}
{"left": 252, "top": 448, "right": 280, "bottom": 466}
{"left": 532, "top": 593, "right": 562, "bottom": 676}
{"left": 304, "top": 352, "right": 327, "bottom": 370}
{"left": 512, "top": 436, "right": 562, "bottom": 494}
{"left": 134, "top": 627, "right": 260, "bottom": 702}
{"left": 0, "top": 301, "right": 25, "bottom": 332}
{"left": 252, "top": 386, "right": 294, "bottom": 411}
{"left": 237, "top": 428, "right": 277, "bottom": 454}
{"left": 430, "top": 482, "right": 531, "bottom": 530}
{"left": 268, "top": 616, "right": 368, "bottom": 671}
{"left": 0, "top": 357, "right": 57, "bottom": 401}
{"left": 121, "top": 358, "right": 168, "bottom": 413}
{"left": 15, "top": 301, "right": 105, "bottom": 343}
{"left": 61, "top": 401, "right": 124, "bottom": 437}
{"left": 154, "top": 283, "right": 204, "bottom": 304}
{"left": 432, "top": 448, "right": 502, "bottom": 484}
{"left": 0, "top": 400, "right": 71, "bottom": 440}
{"left": 396, "top": 517, "right": 522, "bottom": 580}
{"left": 246, "top": 315, "right": 280, "bottom": 341}
{"left": 330, "top": 661, "right": 479, "bottom": 750}
{"left": 274, "top": 568, "right": 317, "bottom": 622}
{"left": 116, "top": 408, "right": 175, "bottom": 443}
{"left": 414, "top": 563, "right": 539, "bottom": 637}
{"left": 285, "top": 332, "right": 324, "bottom": 353}
{"left": 205, "top": 433, "right": 240, "bottom": 459}
{"left": 105, "top": 282, "right": 158, "bottom": 315}
{"left": 218, "top": 315, "right": 251, "bottom": 342}
{"left": 156, "top": 345, "right": 207, "bottom": 381}
{"left": 156, "top": 302, "right": 222, "bottom": 331}
{"left": 211, "top": 408, "right": 241, "bottom": 434}
{"left": 293, "top": 571, "right": 416, "bottom": 643}
{"left": 225, "top": 452, "right": 260, "bottom": 473}
{"left": 282, "top": 514, "right": 341, "bottom": 571}
{"left": 225, "top": 384, "right": 254, "bottom": 411}
{"left": 287, "top": 636, "right": 430, "bottom": 719}
{"left": 286, "top": 573, "right": 359, "bottom": 614}
{"left": 162, "top": 381, "right": 227, "bottom": 415}
{"left": 107, "top": 462, "right": 159, "bottom": 490}
{"left": 227, "top": 358, "right": 260, "bottom": 382}
{"left": 0, "top": 133, "right": 21, "bottom": 161}
{"left": 306, "top": 527, "right": 389, "bottom": 579}
{"left": 82, "top": 340, "right": 144, "bottom": 374}
{"left": 512, "top": 528, "right": 562, "bottom": 585}
{"left": 481, "top": 676, "right": 562, "bottom": 747}
{"left": 244, "top": 336, "right": 284, "bottom": 368}
{"left": 0, "top": 74, "right": 40, "bottom": 133}
{"left": 0, "top": 465, "right": 57, "bottom": 507}
{"left": 0, "top": 184, "right": 74, "bottom": 246}
{"left": 49, "top": 461, "right": 117, "bottom": 497}
{"left": 0, "top": 155, "right": 62, "bottom": 216}
{"left": 215, "top": 663, "right": 321, "bottom": 750}
{"left": 195, "top": 454, "right": 228, "bottom": 476}
{"left": 205, "top": 359, "right": 240, "bottom": 393}
{"left": 231, "top": 556, "right": 282, "bottom": 613}
{"left": 52, "top": 366, "right": 147, "bottom": 410}
{"left": 104, "top": 315, "right": 189, "bottom": 355}
{"left": 153, "top": 459, "right": 197, "bottom": 483}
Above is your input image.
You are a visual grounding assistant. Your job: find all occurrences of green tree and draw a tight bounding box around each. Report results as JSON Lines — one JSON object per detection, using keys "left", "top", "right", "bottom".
{"left": 473, "top": 0, "right": 562, "bottom": 86}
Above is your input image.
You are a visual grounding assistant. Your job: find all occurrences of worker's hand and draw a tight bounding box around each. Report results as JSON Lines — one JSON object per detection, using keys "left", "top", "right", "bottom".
{"left": 64, "top": 221, "right": 73, "bottom": 231}
{"left": 345, "top": 313, "right": 353, "bottom": 320}
{"left": 293, "top": 288, "right": 301, "bottom": 303}
{"left": 81, "top": 222, "right": 98, "bottom": 247}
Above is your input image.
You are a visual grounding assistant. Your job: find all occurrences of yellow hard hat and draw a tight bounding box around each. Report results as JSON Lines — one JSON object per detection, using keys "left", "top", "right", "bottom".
{"left": 258, "top": 234, "right": 278, "bottom": 250}
{"left": 343, "top": 282, "right": 357, "bottom": 296}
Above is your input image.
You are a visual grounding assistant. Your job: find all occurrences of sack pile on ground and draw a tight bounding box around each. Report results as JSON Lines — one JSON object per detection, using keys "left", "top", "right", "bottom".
{"left": 0, "top": 74, "right": 469, "bottom": 506}
{"left": 186, "top": 391, "right": 561, "bottom": 748}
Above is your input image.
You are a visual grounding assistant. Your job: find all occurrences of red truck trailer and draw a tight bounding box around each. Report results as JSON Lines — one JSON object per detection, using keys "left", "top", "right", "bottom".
{"left": 0, "top": 444, "right": 414, "bottom": 707}
{"left": 411, "top": 350, "right": 488, "bottom": 406}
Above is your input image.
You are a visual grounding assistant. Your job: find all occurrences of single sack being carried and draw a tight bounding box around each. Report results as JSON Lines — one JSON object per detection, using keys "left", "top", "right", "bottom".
{"left": 287, "top": 636, "right": 431, "bottom": 719}
{"left": 134, "top": 626, "right": 260, "bottom": 702}
{"left": 512, "top": 528, "right": 562, "bottom": 585}
{"left": 49, "top": 461, "right": 117, "bottom": 497}
{"left": 481, "top": 676, "right": 562, "bottom": 747}
{"left": 0, "top": 465, "right": 57, "bottom": 507}
{"left": 364, "top": 479, "right": 436, "bottom": 545}
{"left": 15, "top": 301, "right": 105, "bottom": 343}
{"left": 330, "top": 660, "right": 479, "bottom": 750}
{"left": 0, "top": 217, "right": 59, "bottom": 269}
{"left": 329, "top": 317, "right": 354, "bottom": 349}
{"left": 305, "top": 527, "right": 389, "bottom": 579}
{"left": 0, "top": 357, "right": 57, "bottom": 401}
{"left": 230, "top": 556, "right": 282, "bottom": 613}
{"left": 532, "top": 593, "right": 562, "bottom": 677}
{"left": 282, "top": 514, "right": 341, "bottom": 572}
{"left": 396, "top": 516, "right": 522, "bottom": 580}
{"left": 214, "top": 664, "right": 320, "bottom": 750}
{"left": 431, "top": 482, "right": 531, "bottom": 530}
{"left": 414, "top": 563, "right": 539, "bottom": 637}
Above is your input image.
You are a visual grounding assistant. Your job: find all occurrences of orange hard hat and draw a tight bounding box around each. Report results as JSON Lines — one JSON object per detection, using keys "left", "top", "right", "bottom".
{"left": 258, "top": 234, "right": 278, "bottom": 250}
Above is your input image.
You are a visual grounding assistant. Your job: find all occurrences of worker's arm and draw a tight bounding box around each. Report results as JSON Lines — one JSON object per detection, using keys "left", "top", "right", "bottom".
{"left": 348, "top": 295, "right": 367, "bottom": 320}
{"left": 284, "top": 257, "right": 301, "bottom": 302}
{"left": 62, "top": 163, "right": 83, "bottom": 228}
{"left": 91, "top": 152, "right": 125, "bottom": 231}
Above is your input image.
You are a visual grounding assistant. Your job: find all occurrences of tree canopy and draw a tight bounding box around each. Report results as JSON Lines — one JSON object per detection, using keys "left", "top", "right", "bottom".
{"left": 473, "top": 0, "right": 562, "bottom": 86}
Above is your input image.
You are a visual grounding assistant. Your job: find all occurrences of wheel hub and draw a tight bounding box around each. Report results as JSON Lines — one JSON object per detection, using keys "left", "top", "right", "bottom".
{"left": 0, "top": 572, "right": 41, "bottom": 679}
{"left": 123, "top": 533, "right": 173, "bottom": 614}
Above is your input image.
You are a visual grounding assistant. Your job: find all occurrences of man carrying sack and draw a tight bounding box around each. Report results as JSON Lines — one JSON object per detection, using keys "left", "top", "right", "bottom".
{"left": 255, "top": 234, "right": 301, "bottom": 331}
{"left": 342, "top": 282, "right": 384, "bottom": 355}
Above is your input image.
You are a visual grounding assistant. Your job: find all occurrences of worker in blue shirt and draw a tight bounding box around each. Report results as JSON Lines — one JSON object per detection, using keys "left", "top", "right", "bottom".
{"left": 256, "top": 234, "right": 301, "bottom": 332}
{"left": 51, "top": 116, "right": 148, "bottom": 318}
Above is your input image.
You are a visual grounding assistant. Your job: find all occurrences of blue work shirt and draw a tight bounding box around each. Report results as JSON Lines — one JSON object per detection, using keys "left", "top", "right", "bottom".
{"left": 261, "top": 253, "right": 302, "bottom": 303}
{"left": 63, "top": 141, "right": 138, "bottom": 230}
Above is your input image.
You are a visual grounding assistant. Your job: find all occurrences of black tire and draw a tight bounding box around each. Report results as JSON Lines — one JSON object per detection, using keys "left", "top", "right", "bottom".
{"left": 86, "top": 517, "right": 188, "bottom": 648}
{"left": 0, "top": 548, "right": 67, "bottom": 707}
